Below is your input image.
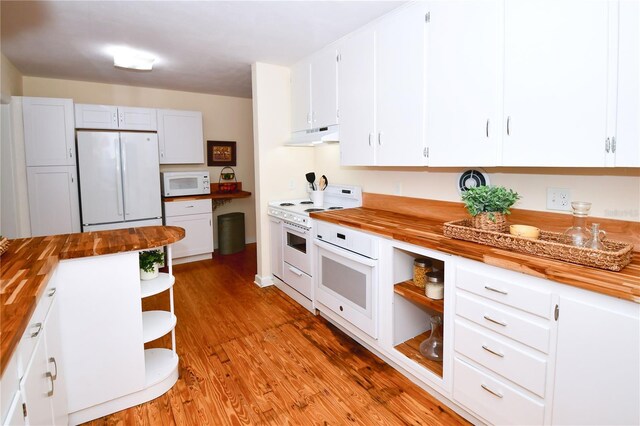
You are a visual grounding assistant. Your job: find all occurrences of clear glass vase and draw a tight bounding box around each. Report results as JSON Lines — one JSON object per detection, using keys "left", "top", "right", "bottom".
{"left": 564, "top": 201, "right": 592, "bottom": 247}
{"left": 419, "top": 315, "right": 443, "bottom": 362}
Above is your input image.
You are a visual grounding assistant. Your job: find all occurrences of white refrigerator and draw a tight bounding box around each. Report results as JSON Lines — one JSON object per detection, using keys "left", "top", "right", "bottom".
{"left": 77, "top": 131, "right": 162, "bottom": 231}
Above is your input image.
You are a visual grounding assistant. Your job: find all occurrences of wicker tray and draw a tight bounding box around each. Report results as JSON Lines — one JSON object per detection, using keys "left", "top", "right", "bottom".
{"left": 0, "top": 237, "right": 10, "bottom": 257}
{"left": 443, "top": 219, "right": 633, "bottom": 271}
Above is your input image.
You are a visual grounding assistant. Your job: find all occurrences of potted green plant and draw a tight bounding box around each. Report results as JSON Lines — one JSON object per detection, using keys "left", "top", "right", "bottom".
{"left": 139, "top": 249, "right": 165, "bottom": 280}
{"left": 461, "top": 185, "right": 520, "bottom": 232}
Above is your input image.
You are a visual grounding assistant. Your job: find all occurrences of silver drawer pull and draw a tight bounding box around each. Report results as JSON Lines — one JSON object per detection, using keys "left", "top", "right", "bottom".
{"left": 49, "top": 357, "right": 58, "bottom": 380}
{"left": 481, "top": 384, "right": 503, "bottom": 398}
{"left": 484, "top": 285, "right": 507, "bottom": 295}
{"left": 483, "top": 315, "right": 507, "bottom": 327}
{"left": 46, "top": 372, "right": 55, "bottom": 397}
{"left": 185, "top": 205, "right": 194, "bottom": 208}
{"left": 482, "top": 345, "right": 505, "bottom": 358}
{"left": 30, "top": 322, "right": 43, "bottom": 338}
{"left": 288, "top": 266, "right": 303, "bottom": 277}
{"left": 48, "top": 288, "right": 56, "bottom": 297}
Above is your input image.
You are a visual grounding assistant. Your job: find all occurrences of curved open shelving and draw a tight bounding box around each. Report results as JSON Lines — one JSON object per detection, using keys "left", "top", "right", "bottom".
{"left": 144, "top": 348, "right": 179, "bottom": 387}
{"left": 140, "top": 273, "right": 175, "bottom": 299}
{"left": 142, "top": 310, "right": 177, "bottom": 343}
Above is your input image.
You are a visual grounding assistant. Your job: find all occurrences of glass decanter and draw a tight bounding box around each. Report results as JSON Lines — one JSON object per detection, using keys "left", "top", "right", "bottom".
{"left": 419, "top": 315, "right": 443, "bottom": 362}
{"left": 564, "top": 201, "right": 592, "bottom": 247}
{"left": 584, "top": 223, "right": 607, "bottom": 250}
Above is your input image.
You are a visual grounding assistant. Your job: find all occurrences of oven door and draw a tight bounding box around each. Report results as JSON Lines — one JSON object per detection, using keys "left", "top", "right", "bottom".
{"left": 314, "top": 238, "right": 378, "bottom": 338}
{"left": 283, "top": 222, "right": 312, "bottom": 276}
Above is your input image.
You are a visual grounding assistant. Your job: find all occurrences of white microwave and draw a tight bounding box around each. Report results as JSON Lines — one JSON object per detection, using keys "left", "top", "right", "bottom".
{"left": 161, "top": 171, "right": 210, "bottom": 197}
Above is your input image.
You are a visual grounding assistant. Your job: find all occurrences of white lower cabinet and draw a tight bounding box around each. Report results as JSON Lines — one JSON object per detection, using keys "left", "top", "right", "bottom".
{"left": 164, "top": 199, "right": 213, "bottom": 261}
{"left": 21, "top": 334, "right": 53, "bottom": 425}
{"left": 3, "top": 391, "right": 25, "bottom": 426}
{"left": 43, "top": 300, "right": 68, "bottom": 426}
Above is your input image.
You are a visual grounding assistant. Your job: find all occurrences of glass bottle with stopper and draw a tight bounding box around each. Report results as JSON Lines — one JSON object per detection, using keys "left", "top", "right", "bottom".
{"left": 564, "top": 201, "right": 592, "bottom": 247}
{"left": 419, "top": 315, "right": 444, "bottom": 362}
{"left": 584, "top": 223, "right": 607, "bottom": 250}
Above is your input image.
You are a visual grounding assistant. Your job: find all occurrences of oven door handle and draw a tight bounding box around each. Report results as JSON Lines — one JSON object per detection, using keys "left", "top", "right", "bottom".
{"left": 314, "top": 238, "right": 377, "bottom": 267}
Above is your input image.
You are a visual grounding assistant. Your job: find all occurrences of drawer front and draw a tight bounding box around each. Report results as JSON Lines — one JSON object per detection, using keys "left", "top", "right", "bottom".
{"left": 18, "top": 287, "right": 56, "bottom": 375}
{"left": 453, "top": 358, "right": 545, "bottom": 426}
{"left": 456, "top": 292, "right": 551, "bottom": 353}
{"left": 455, "top": 319, "right": 548, "bottom": 397}
{"left": 315, "top": 221, "right": 378, "bottom": 259}
{"left": 164, "top": 199, "right": 211, "bottom": 216}
{"left": 282, "top": 263, "right": 313, "bottom": 299}
{"left": 457, "top": 265, "right": 552, "bottom": 318}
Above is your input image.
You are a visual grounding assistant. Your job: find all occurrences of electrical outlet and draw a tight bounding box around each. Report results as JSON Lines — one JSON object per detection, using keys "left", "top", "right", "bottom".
{"left": 547, "top": 188, "right": 571, "bottom": 211}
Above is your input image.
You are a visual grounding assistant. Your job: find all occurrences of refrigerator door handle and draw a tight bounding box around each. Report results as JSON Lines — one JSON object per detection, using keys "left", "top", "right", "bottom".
{"left": 115, "top": 138, "right": 124, "bottom": 217}
{"left": 120, "top": 136, "right": 129, "bottom": 216}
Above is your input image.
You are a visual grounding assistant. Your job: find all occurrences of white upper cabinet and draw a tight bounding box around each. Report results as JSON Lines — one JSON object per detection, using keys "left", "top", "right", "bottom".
{"left": 290, "top": 49, "right": 338, "bottom": 133}
{"left": 75, "top": 104, "right": 157, "bottom": 131}
{"left": 338, "top": 28, "right": 376, "bottom": 166}
{"left": 376, "top": 2, "right": 429, "bottom": 166}
{"left": 156, "top": 109, "right": 204, "bottom": 164}
{"left": 310, "top": 48, "right": 338, "bottom": 129}
{"left": 425, "top": 0, "right": 502, "bottom": 167}
{"left": 612, "top": 0, "right": 639, "bottom": 167}
{"left": 23, "top": 97, "right": 75, "bottom": 167}
{"left": 502, "top": 0, "right": 610, "bottom": 167}
{"left": 290, "top": 60, "right": 311, "bottom": 132}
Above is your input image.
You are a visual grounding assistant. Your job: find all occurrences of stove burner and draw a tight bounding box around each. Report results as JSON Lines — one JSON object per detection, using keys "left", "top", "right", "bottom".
{"left": 327, "top": 206, "right": 343, "bottom": 210}
{"left": 299, "top": 201, "right": 313, "bottom": 205}
{"left": 279, "top": 202, "right": 295, "bottom": 206}
{"left": 304, "top": 208, "right": 325, "bottom": 213}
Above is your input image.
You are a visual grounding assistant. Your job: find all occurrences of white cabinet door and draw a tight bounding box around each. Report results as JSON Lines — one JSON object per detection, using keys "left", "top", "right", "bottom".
{"left": 165, "top": 213, "right": 214, "bottom": 258}
{"left": 120, "top": 133, "right": 162, "bottom": 221}
{"left": 27, "top": 166, "right": 80, "bottom": 236}
{"left": 502, "top": 0, "right": 610, "bottom": 166}
{"left": 74, "top": 104, "right": 119, "bottom": 129}
{"left": 43, "top": 299, "right": 68, "bottom": 426}
{"left": 310, "top": 48, "right": 338, "bottom": 128}
{"left": 552, "top": 293, "right": 640, "bottom": 425}
{"left": 3, "top": 391, "right": 25, "bottom": 426}
{"left": 117, "top": 106, "right": 157, "bottom": 131}
{"left": 291, "top": 60, "right": 311, "bottom": 132}
{"left": 338, "top": 28, "right": 376, "bottom": 166}
{"left": 23, "top": 97, "right": 75, "bottom": 167}
{"left": 20, "top": 334, "right": 54, "bottom": 426}
{"left": 426, "top": 0, "right": 502, "bottom": 167}
{"left": 269, "top": 217, "right": 283, "bottom": 280}
{"left": 156, "top": 109, "right": 204, "bottom": 164}
{"left": 614, "top": 0, "right": 640, "bottom": 167}
{"left": 376, "top": 3, "right": 429, "bottom": 166}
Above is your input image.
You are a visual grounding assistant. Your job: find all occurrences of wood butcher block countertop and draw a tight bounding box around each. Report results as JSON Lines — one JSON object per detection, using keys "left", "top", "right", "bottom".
{"left": 0, "top": 226, "right": 185, "bottom": 375}
{"left": 310, "top": 206, "right": 640, "bottom": 304}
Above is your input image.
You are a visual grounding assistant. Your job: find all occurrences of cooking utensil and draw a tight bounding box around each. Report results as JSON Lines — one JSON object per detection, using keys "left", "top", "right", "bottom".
{"left": 319, "top": 175, "right": 328, "bottom": 191}
{"left": 305, "top": 172, "right": 316, "bottom": 190}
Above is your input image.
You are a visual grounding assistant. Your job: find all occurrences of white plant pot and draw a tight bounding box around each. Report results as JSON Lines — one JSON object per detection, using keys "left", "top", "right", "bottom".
{"left": 140, "top": 264, "right": 159, "bottom": 281}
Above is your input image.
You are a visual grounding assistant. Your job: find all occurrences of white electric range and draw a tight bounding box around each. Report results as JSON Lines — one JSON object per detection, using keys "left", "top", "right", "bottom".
{"left": 267, "top": 184, "right": 362, "bottom": 312}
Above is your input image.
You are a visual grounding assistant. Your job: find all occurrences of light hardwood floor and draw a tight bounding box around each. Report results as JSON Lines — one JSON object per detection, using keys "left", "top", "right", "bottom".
{"left": 84, "top": 244, "right": 469, "bottom": 425}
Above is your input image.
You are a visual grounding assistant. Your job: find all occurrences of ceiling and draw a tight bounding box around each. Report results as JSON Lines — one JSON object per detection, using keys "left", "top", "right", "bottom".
{"left": 1, "top": 1, "right": 402, "bottom": 98}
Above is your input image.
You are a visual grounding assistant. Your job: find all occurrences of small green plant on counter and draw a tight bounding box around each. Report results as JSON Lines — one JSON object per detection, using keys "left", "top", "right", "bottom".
{"left": 139, "top": 249, "right": 164, "bottom": 272}
{"left": 461, "top": 185, "right": 521, "bottom": 222}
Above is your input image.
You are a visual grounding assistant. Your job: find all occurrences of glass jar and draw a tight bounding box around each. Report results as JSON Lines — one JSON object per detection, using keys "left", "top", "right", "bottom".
{"left": 584, "top": 223, "right": 607, "bottom": 250}
{"left": 425, "top": 271, "right": 444, "bottom": 300}
{"left": 413, "top": 258, "right": 432, "bottom": 289}
{"left": 419, "top": 315, "right": 443, "bottom": 362}
{"left": 564, "top": 201, "right": 592, "bottom": 247}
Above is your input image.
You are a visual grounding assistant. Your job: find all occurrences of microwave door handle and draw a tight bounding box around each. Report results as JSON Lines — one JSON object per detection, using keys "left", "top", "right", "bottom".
{"left": 314, "top": 238, "right": 377, "bottom": 267}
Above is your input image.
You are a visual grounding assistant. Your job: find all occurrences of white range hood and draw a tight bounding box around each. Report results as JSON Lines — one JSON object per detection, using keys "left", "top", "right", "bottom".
{"left": 285, "top": 124, "right": 339, "bottom": 146}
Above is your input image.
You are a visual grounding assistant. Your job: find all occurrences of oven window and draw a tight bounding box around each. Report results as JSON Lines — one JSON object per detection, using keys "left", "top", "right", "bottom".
{"left": 169, "top": 177, "right": 198, "bottom": 190}
{"left": 321, "top": 257, "right": 367, "bottom": 309}
{"left": 286, "top": 231, "right": 307, "bottom": 254}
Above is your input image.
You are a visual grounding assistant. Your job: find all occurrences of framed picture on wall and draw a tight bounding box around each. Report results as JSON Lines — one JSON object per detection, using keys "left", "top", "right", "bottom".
{"left": 207, "top": 141, "right": 237, "bottom": 166}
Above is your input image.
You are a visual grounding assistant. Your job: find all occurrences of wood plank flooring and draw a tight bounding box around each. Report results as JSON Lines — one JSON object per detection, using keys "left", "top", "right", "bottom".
{"left": 84, "top": 244, "right": 469, "bottom": 425}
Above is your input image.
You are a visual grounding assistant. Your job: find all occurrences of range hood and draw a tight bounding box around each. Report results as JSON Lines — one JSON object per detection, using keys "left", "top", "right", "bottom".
{"left": 285, "top": 124, "right": 339, "bottom": 146}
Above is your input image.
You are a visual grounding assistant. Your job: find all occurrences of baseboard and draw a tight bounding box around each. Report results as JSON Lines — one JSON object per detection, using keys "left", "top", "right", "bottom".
{"left": 172, "top": 253, "right": 212, "bottom": 265}
{"left": 254, "top": 274, "right": 274, "bottom": 287}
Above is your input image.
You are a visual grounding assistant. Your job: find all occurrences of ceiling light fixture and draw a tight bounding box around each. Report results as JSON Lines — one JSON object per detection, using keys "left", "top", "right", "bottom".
{"left": 113, "top": 48, "right": 156, "bottom": 71}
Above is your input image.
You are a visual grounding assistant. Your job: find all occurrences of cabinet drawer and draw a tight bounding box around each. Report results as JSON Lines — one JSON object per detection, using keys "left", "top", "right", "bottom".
{"left": 456, "top": 292, "right": 551, "bottom": 353}
{"left": 455, "top": 319, "right": 547, "bottom": 397}
{"left": 18, "top": 286, "right": 56, "bottom": 376}
{"left": 457, "top": 264, "right": 552, "bottom": 318}
{"left": 282, "top": 263, "right": 313, "bottom": 299}
{"left": 164, "top": 199, "right": 212, "bottom": 216}
{"left": 453, "top": 358, "right": 544, "bottom": 426}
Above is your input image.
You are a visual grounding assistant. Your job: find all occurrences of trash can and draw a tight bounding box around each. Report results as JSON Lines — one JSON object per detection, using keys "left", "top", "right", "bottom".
{"left": 217, "top": 212, "right": 245, "bottom": 255}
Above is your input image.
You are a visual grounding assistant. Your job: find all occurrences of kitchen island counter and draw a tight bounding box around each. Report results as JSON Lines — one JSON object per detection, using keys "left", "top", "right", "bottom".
{"left": 311, "top": 207, "right": 640, "bottom": 303}
{"left": 0, "top": 225, "right": 185, "bottom": 375}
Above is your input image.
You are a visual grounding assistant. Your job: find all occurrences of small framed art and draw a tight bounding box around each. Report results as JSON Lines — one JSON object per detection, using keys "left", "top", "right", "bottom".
{"left": 207, "top": 141, "right": 237, "bottom": 166}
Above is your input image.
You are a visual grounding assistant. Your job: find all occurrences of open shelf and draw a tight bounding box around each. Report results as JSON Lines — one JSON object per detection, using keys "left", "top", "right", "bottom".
{"left": 144, "top": 348, "right": 179, "bottom": 387}
{"left": 140, "top": 273, "right": 175, "bottom": 299}
{"left": 394, "top": 330, "right": 443, "bottom": 378}
{"left": 394, "top": 280, "right": 444, "bottom": 314}
{"left": 142, "top": 311, "right": 177, "bottom": 343}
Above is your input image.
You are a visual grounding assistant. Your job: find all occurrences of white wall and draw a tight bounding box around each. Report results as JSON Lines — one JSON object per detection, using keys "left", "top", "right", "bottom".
{"left": 251, "top": 62, "right": 314, "bottom": 285}
{"left": 314, "top": 144, "right": 640, "bottom": 221}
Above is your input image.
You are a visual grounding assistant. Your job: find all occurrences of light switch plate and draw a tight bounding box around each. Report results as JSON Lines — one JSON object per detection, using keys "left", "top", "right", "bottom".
{"left": 547, "top": 187, "right": 571, "bottom": 211}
